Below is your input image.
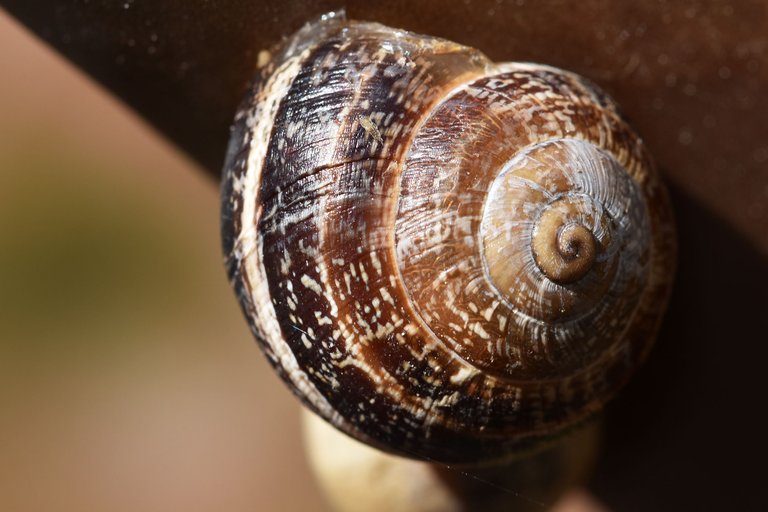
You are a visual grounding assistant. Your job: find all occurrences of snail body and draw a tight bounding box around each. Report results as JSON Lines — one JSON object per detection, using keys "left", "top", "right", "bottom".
{"left": 221, "top": 13, "right": 675, "bottom": 464}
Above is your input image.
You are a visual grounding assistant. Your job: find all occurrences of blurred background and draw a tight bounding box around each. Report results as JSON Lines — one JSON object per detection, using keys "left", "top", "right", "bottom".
{"left": 0, "top": 12, "right": 327, "bottom": 512}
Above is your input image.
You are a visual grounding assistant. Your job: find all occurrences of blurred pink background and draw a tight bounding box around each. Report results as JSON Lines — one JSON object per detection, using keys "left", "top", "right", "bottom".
{"left": 0, "top": 12, "right": 329, "bottom": 512}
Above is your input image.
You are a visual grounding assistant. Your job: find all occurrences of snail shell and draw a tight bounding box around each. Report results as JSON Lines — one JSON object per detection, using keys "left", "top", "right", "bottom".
{"left": 221, "top": 13, "right": 676, "bottom": 464}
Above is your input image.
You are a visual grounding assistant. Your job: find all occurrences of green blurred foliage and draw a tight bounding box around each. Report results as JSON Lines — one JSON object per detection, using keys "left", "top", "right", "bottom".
{"left": 0, "top": 142, "right": 199, "bottom": 350}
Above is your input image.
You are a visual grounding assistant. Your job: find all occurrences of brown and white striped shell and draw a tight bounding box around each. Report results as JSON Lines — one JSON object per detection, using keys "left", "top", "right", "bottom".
{"left": 221, "top": 13, "right": 676, "bottom": 464}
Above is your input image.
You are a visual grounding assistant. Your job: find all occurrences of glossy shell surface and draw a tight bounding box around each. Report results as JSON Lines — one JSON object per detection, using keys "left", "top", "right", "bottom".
{"left": 221, "top": 14, "right": 675, "bottom": 463}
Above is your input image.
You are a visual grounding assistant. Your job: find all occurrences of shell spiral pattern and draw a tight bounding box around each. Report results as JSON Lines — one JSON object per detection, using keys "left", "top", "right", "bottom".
{"left": 221, "top": 13, "right": 676, "bottom": 463}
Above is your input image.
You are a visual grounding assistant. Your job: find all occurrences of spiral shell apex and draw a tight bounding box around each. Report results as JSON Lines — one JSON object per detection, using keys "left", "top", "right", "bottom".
{"left": 221, "top": 13, "right": 676, "bottom": 463}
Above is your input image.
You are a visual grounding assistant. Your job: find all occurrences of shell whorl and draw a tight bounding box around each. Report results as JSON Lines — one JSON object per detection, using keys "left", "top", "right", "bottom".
{"left": 221, "top": 14, "right": 676, "bottom": 463}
